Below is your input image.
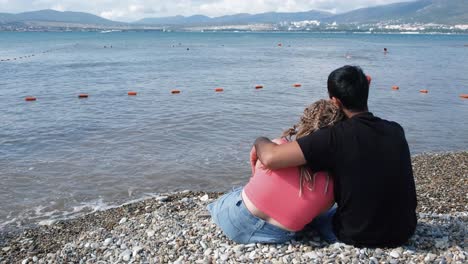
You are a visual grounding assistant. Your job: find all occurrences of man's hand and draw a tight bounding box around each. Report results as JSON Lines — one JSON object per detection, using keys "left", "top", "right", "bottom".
{"left": 254, "top": 137, "right": 307, "bottom": 170}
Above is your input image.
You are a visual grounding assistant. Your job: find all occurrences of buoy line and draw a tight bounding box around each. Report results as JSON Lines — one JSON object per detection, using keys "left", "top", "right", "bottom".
{"left": 1, "top": 46, "right": 70, "bottom": 62}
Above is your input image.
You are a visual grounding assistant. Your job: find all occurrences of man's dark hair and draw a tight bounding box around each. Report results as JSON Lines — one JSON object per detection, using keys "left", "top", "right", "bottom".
{"left": 327, "top": 65, "right": 369, "bottom": 112}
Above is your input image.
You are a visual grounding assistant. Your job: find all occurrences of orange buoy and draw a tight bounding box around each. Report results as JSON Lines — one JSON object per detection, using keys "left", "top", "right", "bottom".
{"left": 392, "top": 86, "right": 400, "bottom": 90}
{"left": 255, "top": 85, "right": 264, "bottom": 89}
{"left": 419, "top": 90, "right": 429, "bottom": 94}
{"left": 293, "top": 83, "right": 302, "bottom": 88}
{"left": 215, "top": 88, "right": 224, "bottom": 92}
{"left": 460, "top": 94, "right": 468, "bottom": 99}
{"left": 78, "top": 94, "right": 89, "bottom": 98}
{"left": 171, "top": 90, "right": 181, "bottom": 94}
{"left": 128, "top": 91, "right": 137, "bottom": 96}
{"left": 25, "top": 96, "right": 37, "bottom": 101}
{"left": 366, "top": 75, "right": 372, "bottom": 85}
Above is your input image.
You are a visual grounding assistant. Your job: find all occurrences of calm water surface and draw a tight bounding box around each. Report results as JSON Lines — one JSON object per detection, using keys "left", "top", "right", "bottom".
{"left": 0, "top": 32, "right": 467, "bottom": 229}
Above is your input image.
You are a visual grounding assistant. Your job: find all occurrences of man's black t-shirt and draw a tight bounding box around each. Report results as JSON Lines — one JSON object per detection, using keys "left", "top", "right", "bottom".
{"left": 297, "top": 112, "right": 417, "bottom": 248}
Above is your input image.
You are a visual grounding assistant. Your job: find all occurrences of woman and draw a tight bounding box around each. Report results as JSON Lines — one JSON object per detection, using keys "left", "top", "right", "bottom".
{"left": 207, "top": 99, "right": 344, "bottom": 244}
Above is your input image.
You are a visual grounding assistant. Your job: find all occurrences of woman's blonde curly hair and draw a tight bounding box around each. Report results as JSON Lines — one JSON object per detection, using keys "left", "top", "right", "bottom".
{"left": 281, "top": 99, "right": 344, "bottom": 196}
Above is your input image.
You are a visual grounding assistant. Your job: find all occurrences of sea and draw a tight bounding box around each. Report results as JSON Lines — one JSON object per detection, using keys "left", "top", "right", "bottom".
{"left": 0, "top": 31, "right": 467, "bottom": 231}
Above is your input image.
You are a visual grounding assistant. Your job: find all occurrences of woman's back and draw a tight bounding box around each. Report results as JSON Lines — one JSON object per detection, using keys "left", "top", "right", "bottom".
{"left": 244, "top": 138, "right": 334, "bottom": 231}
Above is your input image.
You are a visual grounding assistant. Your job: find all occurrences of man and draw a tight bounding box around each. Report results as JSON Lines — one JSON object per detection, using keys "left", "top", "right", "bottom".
{"left": 251, "top": 65, "right": 417, "bottom": 248}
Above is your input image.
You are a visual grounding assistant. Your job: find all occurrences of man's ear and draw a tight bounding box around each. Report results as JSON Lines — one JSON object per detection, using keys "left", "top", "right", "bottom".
{"left": 330, "top": 97, "right": 343, "bottom": 109}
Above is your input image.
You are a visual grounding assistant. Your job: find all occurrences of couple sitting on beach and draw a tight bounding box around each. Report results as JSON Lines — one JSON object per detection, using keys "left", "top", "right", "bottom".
{"left": 208, "top": 65, "right": 417, "bottom": 248}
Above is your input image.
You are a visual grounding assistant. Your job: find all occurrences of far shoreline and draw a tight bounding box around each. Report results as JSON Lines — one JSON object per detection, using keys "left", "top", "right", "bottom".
{"left": 1, "top": 30, "right": 468, "bottom": 35}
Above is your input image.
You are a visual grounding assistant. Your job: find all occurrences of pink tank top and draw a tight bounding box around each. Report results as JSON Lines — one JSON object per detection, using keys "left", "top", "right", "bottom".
{"left": 244, "top": 138, "right": 334, "bottom": 231}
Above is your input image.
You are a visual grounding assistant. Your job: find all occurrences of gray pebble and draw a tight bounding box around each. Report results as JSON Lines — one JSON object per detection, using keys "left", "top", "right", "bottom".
{"left": 303, "top": 252, "right": 318, "bottom": 259}
{"left": 132, "top": 246, "right": 143, "bottom": 257}
{"left": 2, "top": 247, "right": 11, "bottom": 252}
{"left": 121, "top": 249, "right": 131, "bottom": 261}
{"left": 103, "top": 238, "right": 113, "bottom": 246}
{"left": 249, "top": 251, "right": 256, "bottom": 260}
{"left": 156, "top": 196, "right": 168, "bottom": 202}
{"left": 425, "top": 253, "right": 437, "bottom": 262}
{"left": 174, "top": 256, "right": 184, "bottom": 264}
{"left": 204, "top": 248, "right": 212, "bottom": 256}
{"left": 390, "top": 250, "right": 400, "bottom": 258}
{"left": 200, "top": 241, "right": 207, "bottom": 249}
{"left": 220, "top": 254, "right": 229, "bottom": 261}
{"left": 233, "top": 245, "right": 244, "bottom": 252}
{"left": 146, "top": 230, "right": 155, "bottom": 237}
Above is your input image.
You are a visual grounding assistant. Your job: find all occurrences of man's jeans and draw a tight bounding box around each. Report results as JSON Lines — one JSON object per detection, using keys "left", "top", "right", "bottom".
{"left": 310, "top": 205, "right": 338, "bottom": 243}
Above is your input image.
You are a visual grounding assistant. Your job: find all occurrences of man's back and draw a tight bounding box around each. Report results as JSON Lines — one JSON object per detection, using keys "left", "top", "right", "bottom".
{"left": 298, "top": 112, "right": 417, "bottom": 247}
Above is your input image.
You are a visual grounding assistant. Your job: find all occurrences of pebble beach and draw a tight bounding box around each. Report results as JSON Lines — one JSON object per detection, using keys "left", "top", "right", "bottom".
{"left": 1, "top": 152, "right": 466, "bottom": 264}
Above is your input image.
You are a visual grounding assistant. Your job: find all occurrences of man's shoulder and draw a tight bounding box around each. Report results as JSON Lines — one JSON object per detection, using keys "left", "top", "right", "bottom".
{"left": 318, "top": 113, "right": 406, "bottom": 138}
{"left": 352, "top": 113, "right": 405, "bottom": 133}
{"left": 376, "top": 117, "right": 405, "bottom": 133}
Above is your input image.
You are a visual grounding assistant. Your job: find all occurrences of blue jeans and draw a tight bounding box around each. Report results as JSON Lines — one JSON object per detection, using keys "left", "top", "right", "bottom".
{"left": 309, "top": 205, "right": 338, "bottom": 243}
{"left": 207, "top": 187, "right": 296, "bottom": 244}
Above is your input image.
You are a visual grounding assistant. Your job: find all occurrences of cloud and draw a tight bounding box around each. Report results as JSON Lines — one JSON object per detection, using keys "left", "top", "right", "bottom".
{"left": 100, "top": 4, "right": 158, "bottom": 20}
{"left": 0, "top": 0, "right": 409, "bottom": 21}
{"left": 51, "top": 4, "right": 65, "bottom": 12}
{"left": 100, "top": 10, "right": 127, "bottom": 20}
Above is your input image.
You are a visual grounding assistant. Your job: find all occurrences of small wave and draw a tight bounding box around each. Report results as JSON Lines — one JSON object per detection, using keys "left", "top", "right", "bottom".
{"left": 1, "top": 198, "right": 114, "bottom": 230}
{"left": 62, "top": 61, "right": 126, "bottom": 69}
{"left": 0, "top": 217, "right": 20, "bottom": 230}
{"left": 1, "top": 194, "right": 166, "bottom": 231}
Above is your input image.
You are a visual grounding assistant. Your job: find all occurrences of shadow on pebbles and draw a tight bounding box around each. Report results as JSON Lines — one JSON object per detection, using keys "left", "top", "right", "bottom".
{"left": 1, "top": 152, "right": 467, "bottom": 263}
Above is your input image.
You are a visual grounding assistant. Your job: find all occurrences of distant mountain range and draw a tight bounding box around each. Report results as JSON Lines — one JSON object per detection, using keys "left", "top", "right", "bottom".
{"left": 327, "top": 0, "right": 468, "bottom": 25}
{"left": 136, "top": 0, "right": 467, "bottom": 25}
{"left": 137, "top": 10, "right": 332, "bottom": 25}
{"left": 0, "top": 9, "right": 121, "bottom": 26}
{"left": 0, "top": 0, "right": 467, "bottom": 29}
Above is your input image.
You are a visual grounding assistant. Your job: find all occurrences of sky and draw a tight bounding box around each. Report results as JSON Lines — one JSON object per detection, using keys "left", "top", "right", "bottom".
{"left": 0, "top": 0, "right": 409, "bottom": 21}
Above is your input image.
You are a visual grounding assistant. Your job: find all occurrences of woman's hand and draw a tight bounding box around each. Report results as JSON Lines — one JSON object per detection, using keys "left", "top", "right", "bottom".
{"left": 271, "top": 138, "right": 284, "bottom": 144}
{"left": 250, "top": 139, "right": 282, "bottom": 175}
{"left": 250, "top": 146, "right": 258, "bottom": 175}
